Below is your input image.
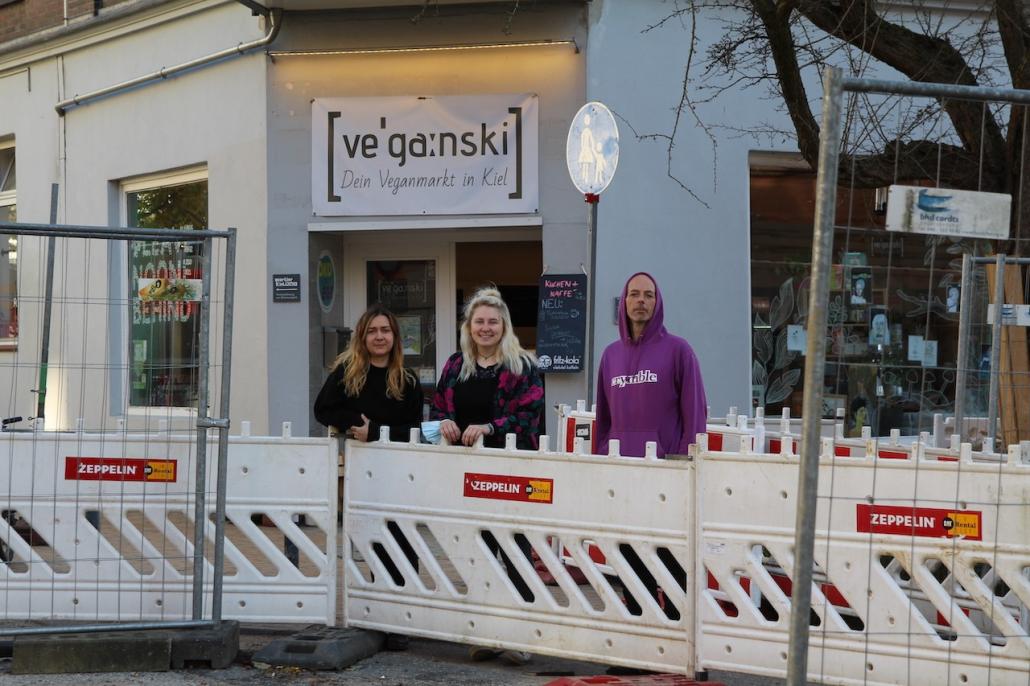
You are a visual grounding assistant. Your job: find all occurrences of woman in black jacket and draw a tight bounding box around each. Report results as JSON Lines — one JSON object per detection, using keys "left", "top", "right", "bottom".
{"left": 313, "top": 304, "right": 422, "bottom": 650}
{"left": 315, "top": 304, "right": 422, "bottom": 442}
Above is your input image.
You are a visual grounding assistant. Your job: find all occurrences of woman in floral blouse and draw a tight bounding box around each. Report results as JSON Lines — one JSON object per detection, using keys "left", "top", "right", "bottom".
{"left": 432, "top": 286, "right": 544, "bottom": 450}
{"left": 432, "top": 286, "right": 544, "bottom": 663}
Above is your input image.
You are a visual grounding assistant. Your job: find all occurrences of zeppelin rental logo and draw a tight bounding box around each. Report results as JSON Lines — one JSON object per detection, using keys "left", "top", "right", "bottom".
{"left": 856, "top": 504, "right": 982, "bottom": 541}
{"left": 313, "top": 95, "right": 538, "bottom": 216}
{"left": 64, "top": 457, "right": 178, "bottom": 483}
{"left": 463, "top": 472, "right": 553, "bottom": 504}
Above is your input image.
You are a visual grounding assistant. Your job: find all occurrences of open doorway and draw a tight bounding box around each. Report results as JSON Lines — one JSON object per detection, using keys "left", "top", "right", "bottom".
{"left": 455, "top": 241, "right": 542, "bottom": 352}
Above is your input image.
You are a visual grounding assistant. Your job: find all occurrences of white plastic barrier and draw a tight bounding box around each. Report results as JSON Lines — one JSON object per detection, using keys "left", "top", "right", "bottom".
{"left": 697, "top": 434, "right": 1030, "bottom": 686}
{"left": 343, "top": 431, "right": 697, "bottom": 674}
{"left": 0, "top": 424, "right": 338, "bottom": 625}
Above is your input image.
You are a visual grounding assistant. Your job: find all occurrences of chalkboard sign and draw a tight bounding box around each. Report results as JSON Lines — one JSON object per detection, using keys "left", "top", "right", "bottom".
{"left": 536, "top": 274, "right": 587, "bottom": 373}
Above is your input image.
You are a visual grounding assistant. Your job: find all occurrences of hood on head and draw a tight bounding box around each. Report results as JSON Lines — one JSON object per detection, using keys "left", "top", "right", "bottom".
{"left": 617, "top": 271, "right": 665, "bottom": 344}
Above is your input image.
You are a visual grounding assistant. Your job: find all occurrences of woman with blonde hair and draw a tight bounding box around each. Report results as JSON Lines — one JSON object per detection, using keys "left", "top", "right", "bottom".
{"left": 431, "top": 286, "right": 544, "bottom": 663}
{"left": 431, "top": 286, "right": 544, "bottom": 450}
{"left": 314, "top": 304, "right": 422, "bottom": 442}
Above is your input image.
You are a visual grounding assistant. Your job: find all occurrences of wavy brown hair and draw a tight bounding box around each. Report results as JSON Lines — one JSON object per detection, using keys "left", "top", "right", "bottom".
{"left": 330, "top": 304, "right": 412, "bottom": 400}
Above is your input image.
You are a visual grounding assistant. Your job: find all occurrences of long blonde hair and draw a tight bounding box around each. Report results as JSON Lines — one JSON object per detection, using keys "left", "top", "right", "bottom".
{"left": 331, "top": 304, "right": 412, "bottom": 400}
{"left": 458, "top": 287, "right": 535, "bottom": 381}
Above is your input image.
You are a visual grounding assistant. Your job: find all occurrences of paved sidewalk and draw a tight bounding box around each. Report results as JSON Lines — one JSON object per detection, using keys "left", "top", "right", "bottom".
{"left": 0, "top": 632, "right": 784, "bottom": 685}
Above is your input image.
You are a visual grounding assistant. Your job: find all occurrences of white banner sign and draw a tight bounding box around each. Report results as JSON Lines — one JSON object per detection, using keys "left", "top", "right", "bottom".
{"left": 312, "top": 94, "right": 538, "bottom": 216}
{"left": 885, "top": 185, "right": 1011, "bottom": 239}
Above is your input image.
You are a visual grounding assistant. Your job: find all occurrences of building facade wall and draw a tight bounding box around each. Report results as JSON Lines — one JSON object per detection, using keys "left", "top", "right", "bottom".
{"left": 0, "top": 0, "right": 137, "bottom": 45}
{"left": 586, "top": 0, "right": 779, "bottom": 416}
{"left": 264, "top": 4, "right": 589, "bottom": 435}
{"left": 0, "top": 0, "right": 271, "bottom": 431}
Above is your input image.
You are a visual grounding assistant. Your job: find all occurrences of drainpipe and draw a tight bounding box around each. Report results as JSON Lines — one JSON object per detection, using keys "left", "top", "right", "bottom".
{"left": 55, "top": 5, "right": 280, "bottom": 116}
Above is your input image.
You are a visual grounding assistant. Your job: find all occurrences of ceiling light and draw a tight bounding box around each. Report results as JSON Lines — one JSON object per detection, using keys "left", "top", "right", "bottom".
{"left": 268, "top": 39, "right": 577, "bottom": 59}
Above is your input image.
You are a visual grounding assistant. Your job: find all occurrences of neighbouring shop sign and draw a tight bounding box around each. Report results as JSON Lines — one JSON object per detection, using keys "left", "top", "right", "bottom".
{"left": 272, "top": 273, "right": 301, "bottom": 302}
{"left": 312, "top": 94, "right": 539, "bottom": 216}
{"left": 536, "top": 274, "right": 586, "bottom": 373}
{"left": 885, "top": 185, "right": 1011, "bottom": 239}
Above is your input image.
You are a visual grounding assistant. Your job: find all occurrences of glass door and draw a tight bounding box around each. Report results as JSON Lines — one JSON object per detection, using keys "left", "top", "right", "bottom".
{"left": 366, "top": 260, "right": 438, "bottom": 394}
{"left": 343, "top": 236, "right": 455, "bottom": 412}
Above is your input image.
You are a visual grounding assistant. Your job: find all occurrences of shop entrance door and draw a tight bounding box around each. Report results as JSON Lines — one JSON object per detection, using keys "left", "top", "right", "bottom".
{"left": 343, "top": 237, "right": 455, "bottom": 405}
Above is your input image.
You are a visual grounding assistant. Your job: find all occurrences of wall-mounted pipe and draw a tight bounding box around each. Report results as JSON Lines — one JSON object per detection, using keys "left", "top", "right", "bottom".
{"left": 55, "top": 6, "right": 280, "bottom": 116}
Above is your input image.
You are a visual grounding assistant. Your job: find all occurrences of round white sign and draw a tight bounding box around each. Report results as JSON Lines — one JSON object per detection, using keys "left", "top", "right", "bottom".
{"left": 566, "top": 101, "right": 619, "bottom": 195}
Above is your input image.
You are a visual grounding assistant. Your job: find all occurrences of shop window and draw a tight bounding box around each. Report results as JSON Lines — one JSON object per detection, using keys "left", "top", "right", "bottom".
{"left": 0, "top": 142, "right": 16, "bottom": 349}
{"left": 124, "top": 170, "right": 207, "bottom": 408}
{"left": 749, "top": 162, "right": 992, "bottom": 437}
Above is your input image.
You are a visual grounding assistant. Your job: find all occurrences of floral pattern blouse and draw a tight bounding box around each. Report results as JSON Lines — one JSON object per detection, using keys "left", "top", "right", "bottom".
{"left": 431, "top": 351, "right": 545, "bottom": 449}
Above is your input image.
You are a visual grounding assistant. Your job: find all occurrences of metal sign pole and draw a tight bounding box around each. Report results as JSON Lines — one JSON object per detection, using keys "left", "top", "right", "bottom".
{"left": 566, "top": 101, "right": 618, "bottom": 408}
{"left": 585, "top": 194, "right": 599, "bottom": 405}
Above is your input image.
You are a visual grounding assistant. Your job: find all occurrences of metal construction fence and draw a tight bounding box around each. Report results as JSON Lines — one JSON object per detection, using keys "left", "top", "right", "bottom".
{"left": 343, "top": 430, "right": 698, "bottom": 675}
{"left": 341, "top": 419, "right": 1028, "bottom": 684}
{"left": 1, "top": 423, "right": 338, "bottom": 627}
{"left": 0, "top": 220, "right": 237, "bottom": 635}
{"left": 793, "top": 70, "right": 1030, "bottom": 684}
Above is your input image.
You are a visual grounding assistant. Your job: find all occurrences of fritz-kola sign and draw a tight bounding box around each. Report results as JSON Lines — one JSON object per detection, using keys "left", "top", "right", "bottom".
{"left": 312, "top": 94, "right": 539, "bottom": 216}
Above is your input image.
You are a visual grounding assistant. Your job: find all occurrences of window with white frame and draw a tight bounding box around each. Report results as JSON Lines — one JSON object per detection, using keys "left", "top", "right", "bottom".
{"left": 0, "top": 141, "right": 16, "bottom": 349}
{"left": 123, "top": 168, "right": 207, "bottom": 408}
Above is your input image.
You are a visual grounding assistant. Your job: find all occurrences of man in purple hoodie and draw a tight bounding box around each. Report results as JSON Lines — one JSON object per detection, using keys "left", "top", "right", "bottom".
{"left": 593, "top": 272, "right": 707, "bottom": 628}
{"left": 597, "top": 269, "right": 708, "bottom": 457}
{"left": 595, "top": 272, "right": 708, "bottom": 458}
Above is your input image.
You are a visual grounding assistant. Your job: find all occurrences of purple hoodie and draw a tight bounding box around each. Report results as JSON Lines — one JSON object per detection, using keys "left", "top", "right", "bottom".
{"left": 594, "top": 272, "right": 707, "bottom": 458}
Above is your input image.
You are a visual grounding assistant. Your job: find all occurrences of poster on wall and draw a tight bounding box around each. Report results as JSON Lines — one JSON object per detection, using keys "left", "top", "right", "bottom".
{"left": 312, "top": 94, "right": 539, "bottom": 216}
{"left": 536, "top": 274, "right": 586, "bottom": 373}
{"left": 317, "top": 252, "right": 335, "bottom": 313}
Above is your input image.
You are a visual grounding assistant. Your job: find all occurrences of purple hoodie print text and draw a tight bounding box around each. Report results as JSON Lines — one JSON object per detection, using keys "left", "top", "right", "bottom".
{"left": 594, "top": 272, "right": 708, "bottom": 458}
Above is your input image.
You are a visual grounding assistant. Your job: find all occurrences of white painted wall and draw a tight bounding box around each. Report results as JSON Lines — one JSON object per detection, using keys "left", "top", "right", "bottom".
{"left": 586, "top": 0, "right": 777, "bottom": 417}
{"left": 0, "top": 1, "right": 270, "bottom": 431}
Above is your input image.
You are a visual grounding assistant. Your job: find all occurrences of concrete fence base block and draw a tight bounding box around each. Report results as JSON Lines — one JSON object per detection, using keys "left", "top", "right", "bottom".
{"left": 13, "top": 633, "right": 172, "bottom": 674}
{"left": 252, "top": 624, "right": 384, "bottom": 670}
{"left": 10, "top": 621, "right": 239, "bottom": 674}
{"left": 170, "top": 620, "right": 239, "bottom": 669}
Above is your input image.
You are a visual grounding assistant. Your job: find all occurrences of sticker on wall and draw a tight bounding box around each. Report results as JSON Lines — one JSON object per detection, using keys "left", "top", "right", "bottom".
{"left": 137, "top": 278, "right": 202, "bottom": 302}
{"left": 317, "top": 251, "right": 335, "bottom": 313}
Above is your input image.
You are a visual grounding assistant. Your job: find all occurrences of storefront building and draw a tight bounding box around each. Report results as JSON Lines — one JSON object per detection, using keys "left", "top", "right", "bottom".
{"left": 2, "top": 0, "right": 993, "bottom": 439}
